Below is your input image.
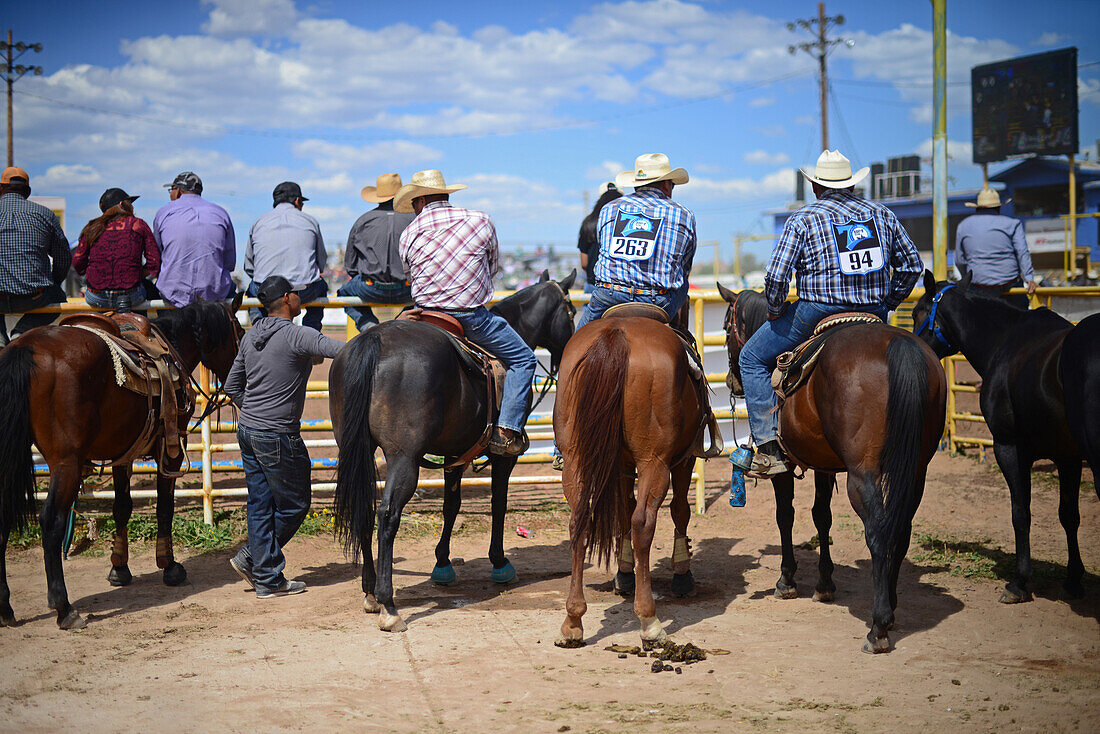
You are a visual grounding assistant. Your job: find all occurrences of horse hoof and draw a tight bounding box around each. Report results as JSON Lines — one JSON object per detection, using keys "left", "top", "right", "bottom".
{"left": 812, "top": 589, "right": 835, "bottom": 603}
{"left": 862, "top": 635, "right": 892, "bottom": 654}
{"left": 108, "top": 565, "right": 132, "bottom": 587}
{"left": 378, "top": 611, "right": 407, "bottom": 632}
{"left": 363, "top": 594, "right": 381, "bottom": 614}
{"left": 774, "top": 584, "right": 798, "bottom": 600}
{"left": 490, "top": 560, "right": 516, "bottom": 584}
{"left": 998, "top": 586, "right": 1032, "bottom": 604}
{"left": 0, "top": 608, "right": 16, "bottom": 627}
{"left": 671, "top": 571, "right": 696, "bottom": 598}
{"left": 59, "top": 609, "right": 86, "bottom": 631}
{"left": 639, "top": 616, "right": 667, "bottom": 644}
{"left": 431, "top": 564, "right": 456, "bottom": 585}
{"left": 163, "top": 562, "right": 187, "bottom": 587}
{"left": 614, "top": 571, "right": 635, "bottom": 597}
{"left": 554, "top": 635, "right": 585, "bottom": 649}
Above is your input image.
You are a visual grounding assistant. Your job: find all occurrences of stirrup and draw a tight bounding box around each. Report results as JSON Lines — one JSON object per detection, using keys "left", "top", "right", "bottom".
{"left": 488, "top": 427, "right": 529, "bottom": 457}
{"left": 746, "top": 451, "right": 792, "bottom": 478}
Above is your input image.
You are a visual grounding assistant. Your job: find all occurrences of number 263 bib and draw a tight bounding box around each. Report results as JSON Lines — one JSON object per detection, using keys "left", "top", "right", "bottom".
{"left": 831, "top": 218, "right": 886, "bottom": 275}
{"left": 608, "top": 211, "right": 664, "bottom": 262}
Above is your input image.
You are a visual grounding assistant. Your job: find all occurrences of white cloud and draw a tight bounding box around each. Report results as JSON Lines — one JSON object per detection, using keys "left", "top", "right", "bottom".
{"left": 461, "top": 173, "right": 585, "bottom": 224}
{"left": 748, "top": 96, "right": 775, "bottom": 108}
{"left": 35, "top": 164, "right": 103, "bottom": 190}
{"left": 680, "top": 168, "right": 795, "bottom": 202}
{"left": 743, "top": 150, "right": 790, "bottom": 165}
{"left": 293, "top": 140, "right": 443, "bottom": 171}
{"left": 202, "top": 0, "right": 298, "bottom": 37}
{"left": 1032, "top": 32, "right": 1067, "bottom": 47}
{"left": 585, "top": 160, "right": 624, "bottom": 180}
{"left": 914, "top": 138, "right": 974, "bottom": 165}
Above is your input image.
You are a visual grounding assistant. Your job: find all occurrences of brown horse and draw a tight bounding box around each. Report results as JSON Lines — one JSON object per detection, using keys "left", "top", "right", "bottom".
{"left": 0, "top": 296, "right": 243, "bottom": 629}
{"left": 719, "top": 285, "right": 947, "bottom": 653}
{"left": 554, "top": 314, "right": 705, "bottom": 648}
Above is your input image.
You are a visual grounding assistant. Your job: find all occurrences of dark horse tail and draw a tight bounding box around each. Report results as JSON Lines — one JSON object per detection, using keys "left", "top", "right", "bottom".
{"left": 568, "top": 327, "right": 631, "bottom": 569}
{"left": 877, "top": 335, "right": 931, "bottom": 556}
{"left": 333, "top": 331, "right": 381, "bottom": 562}
{"left": 0, "top": 345, "right": 37, "bottom": 534}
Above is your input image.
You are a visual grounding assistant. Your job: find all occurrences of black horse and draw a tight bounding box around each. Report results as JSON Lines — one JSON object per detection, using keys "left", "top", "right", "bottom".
{"left": 913, "top": 271, "right": 1099, "bottom": 602}
{"left": 330, "top": 271, "right": 576, "bottom": 632}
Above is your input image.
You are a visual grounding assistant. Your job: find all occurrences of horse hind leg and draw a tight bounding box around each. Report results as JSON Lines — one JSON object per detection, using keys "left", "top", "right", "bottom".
{"left": 107, "top": 466, "right": 134, "bottom": 587}
{"left": 374, "top": 455, "right": 419, "bottom": 632}
{"left": 811, "top": 472, "right": 837, "bottom": 602}
{"left": 155, "top": 447, "right": 187, "bottom": 587}
{"left": 668, "top": 458, "right": 696, "bottom": 598}
{"left": 0, "top": 519, "right": 14, "bottom": 626}
{"left": 557, "top": 464, "right": 588, "bottom": 648}
{"left": 430, "top": 468, "right": 464, "bottom": 586}
{"left": 847, "top": 470, "right": 893, "bottom": 653}
{"left": 41, "top": 462, "right": 85, "bottom": 629}
{"left": 613, "top": 467, "right": 636, "bottom": 597}
{"left": 632, "top": 463, "right": 670, "bottom": 645}
{"left": 1056, "top": 458, "right": 1085, "bottom": 599}
{"left": 771, "top": 471, "right": 798, "bottom": 599}
{"left": 993, "top": 442, "right": 1034, "bottom": 603}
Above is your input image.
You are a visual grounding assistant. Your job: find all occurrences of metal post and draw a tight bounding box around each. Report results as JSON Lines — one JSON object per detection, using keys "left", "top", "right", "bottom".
{"left": 734, "top": 236, "right": 742, "bottom": 279}
{"left": 1068, "top": 153, "right": 1077, "bottom": 280}
{"left": 931, "top": 0, "right": 948, "bottom": 280}
{"left": 981, "top": 163, "right": 988, "bottom": 188}
{"left": 817, "top": 2, "right": 829, "bottom": 151}
{"left": 693, "top": 295, "right": 707, "bottom": 514}
{"left": 200, "top": 365, "right": 214, "bottom": 525}
{"left": 5, "top": 31, "right": 12, "bottom": 167}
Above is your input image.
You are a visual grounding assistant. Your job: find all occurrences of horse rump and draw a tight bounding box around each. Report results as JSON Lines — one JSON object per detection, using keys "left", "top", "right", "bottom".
{"left": 564, "top": 327, "right": 632, "bottom": 568}
{"left": 333, "top": 330, "right": 382, "bottom": 562}
{"left": 0, "top": 345, "right": 37, "bottom": 534}
{"left": 1061, "top": 313, "right": 1100, "bottom": 493}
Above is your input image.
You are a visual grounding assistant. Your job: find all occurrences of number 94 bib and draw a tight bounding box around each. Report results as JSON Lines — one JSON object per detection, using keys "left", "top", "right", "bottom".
{"left": 609, "top": 211, "right": 663, "bottom": 262}
{"left": 831, "top": 217, "right": 886, "bottom": 275}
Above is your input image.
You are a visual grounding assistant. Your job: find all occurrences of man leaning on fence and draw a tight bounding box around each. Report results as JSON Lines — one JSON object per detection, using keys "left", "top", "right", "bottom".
{"left": 224, "top": 275, "right": 345, "bottom": 599}
{"left": 0, "top": 166, "right": 71, "bottom": 347}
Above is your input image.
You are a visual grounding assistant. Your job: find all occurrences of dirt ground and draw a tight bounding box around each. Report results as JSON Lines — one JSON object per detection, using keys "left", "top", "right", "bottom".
{"left": 2, "top": 452, "right": 1098, "bottom": 733}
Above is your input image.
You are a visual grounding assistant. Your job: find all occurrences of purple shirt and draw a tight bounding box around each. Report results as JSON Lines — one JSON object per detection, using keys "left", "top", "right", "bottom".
{"left": 152, "top": 194, "right": 236, "bottom": 307}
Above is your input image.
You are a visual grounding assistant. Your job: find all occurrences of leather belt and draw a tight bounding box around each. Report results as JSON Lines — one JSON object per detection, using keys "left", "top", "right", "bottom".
{"left": 596, "top": 281, "right": 669, "bottom": 296}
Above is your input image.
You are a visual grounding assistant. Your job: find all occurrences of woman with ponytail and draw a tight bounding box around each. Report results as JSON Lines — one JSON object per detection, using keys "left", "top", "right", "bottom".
{"left": 72, "top": 187, "right": 161, "bottom": 312}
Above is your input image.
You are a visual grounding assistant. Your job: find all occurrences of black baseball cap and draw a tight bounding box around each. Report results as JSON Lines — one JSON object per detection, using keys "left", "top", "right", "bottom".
{"left": 257, "top": 275, "right": 294, "bottom": 307}
{"left": 99, "top": 187, "right": 139, "bottom": 212}
{"left": 164, "top": 171, "right": 203, "bottom": 194}
{"left": 273, "top": 181, "right": 308, "bottom": 204}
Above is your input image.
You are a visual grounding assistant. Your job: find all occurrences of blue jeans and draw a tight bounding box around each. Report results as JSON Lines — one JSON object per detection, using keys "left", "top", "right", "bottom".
{"left": 248, "top": 278, "right": 327, "bottom": 331}
{"left": 443, "top": 306, "right": 536, "bottom": 433}
{"left": 337, "top": 275, "right": 412, "bottom": 331}
{"left": 739, "top": 299, "right": 889, "bottom": 445}
{"left": 0, "top": 284, "right": 67, "bottom": 347}
{"left": 576, "top": 281, "right": 689, "bottom": 330}
{"left": 237, "top": 425, "right": 312, "bottom": 590}
{"left": 85, "top": 283, "right": 147, "bottom": 312}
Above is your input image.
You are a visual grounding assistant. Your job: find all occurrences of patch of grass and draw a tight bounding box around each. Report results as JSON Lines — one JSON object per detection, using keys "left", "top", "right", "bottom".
{"left": 913, "top": 533, "right": 1001, "bottom": 580}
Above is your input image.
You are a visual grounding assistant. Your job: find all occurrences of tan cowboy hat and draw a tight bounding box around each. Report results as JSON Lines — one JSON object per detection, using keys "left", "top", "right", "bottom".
{"left": 800, "top": 149, "right": 869, "bottom": 189}
{"left": 393, "top": 169, "right": 468, "bottom": 213}
{"left": 965, "top": 187, "right": 1011, "bottom": 208}
{"left": 614, "top": 153, "right": 689, "bottom": 189}
{"left": 361, "top": 173, "right": 403, "bottom": 203}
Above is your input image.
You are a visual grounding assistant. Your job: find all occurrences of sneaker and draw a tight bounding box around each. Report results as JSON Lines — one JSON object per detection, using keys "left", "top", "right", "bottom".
{"left": 255, "top": 579, "right": 307, "bottom": 598}
{"left": 229, "top": 554, "right": 255, "bottom": 590}
{"left": 488, "top": 427, "right": 528, "bottom": 457}
{"left": 748, "top": 441, "right": 793, "bottom": 477}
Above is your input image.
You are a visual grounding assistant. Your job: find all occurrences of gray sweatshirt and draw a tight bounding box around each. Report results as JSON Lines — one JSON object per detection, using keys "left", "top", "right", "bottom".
{"left": 224, "top": 317, "right": 344, "bottom": 433}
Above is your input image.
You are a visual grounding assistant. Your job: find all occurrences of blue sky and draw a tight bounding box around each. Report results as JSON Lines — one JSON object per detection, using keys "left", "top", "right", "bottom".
{"left": 6, "top": 0, "right": 1099, "bottom": 264}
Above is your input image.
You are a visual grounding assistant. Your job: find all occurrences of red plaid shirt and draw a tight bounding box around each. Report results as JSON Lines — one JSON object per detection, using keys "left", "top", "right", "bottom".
{"left": 400, "top": 201, "right": 500, "bottom": 309}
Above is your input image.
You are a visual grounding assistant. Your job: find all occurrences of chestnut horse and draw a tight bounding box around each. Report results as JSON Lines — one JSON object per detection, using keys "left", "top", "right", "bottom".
{"left": 719, "top": 285, "right": 946, "bottom": 653}
{"left": 0, "top": 296, "right": 243, "bottom": 629}
{"left": 555, "top": 314, "right": 705, "bottom": 648}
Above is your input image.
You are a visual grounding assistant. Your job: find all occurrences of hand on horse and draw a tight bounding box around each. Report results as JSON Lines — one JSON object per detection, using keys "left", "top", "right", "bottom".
{"left": 396, "top": 307, "right": 424, "bottom": 322}
{"left": 767, "top": 302, "right": 789, "bottom": 322}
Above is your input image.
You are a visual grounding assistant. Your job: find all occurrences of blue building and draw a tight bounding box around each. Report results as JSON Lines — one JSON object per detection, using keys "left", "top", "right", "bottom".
{"left": 772, "top": 156, "right": 1100, "bottom": 281}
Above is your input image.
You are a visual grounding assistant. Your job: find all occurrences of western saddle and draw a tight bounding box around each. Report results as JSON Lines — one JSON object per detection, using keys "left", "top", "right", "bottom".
{"left": 58, "top": 311, "right": 195, "bottom": 476}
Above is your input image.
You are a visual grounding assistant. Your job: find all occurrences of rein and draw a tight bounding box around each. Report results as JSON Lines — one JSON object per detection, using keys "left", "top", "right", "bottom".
{"left": 914, "top": 284, "right": 957, "bottom": 354}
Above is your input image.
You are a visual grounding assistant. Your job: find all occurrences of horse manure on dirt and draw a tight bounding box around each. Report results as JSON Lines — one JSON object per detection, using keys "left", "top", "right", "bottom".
{"left": 612, "top": 640, "right": 708, "bottom": 670}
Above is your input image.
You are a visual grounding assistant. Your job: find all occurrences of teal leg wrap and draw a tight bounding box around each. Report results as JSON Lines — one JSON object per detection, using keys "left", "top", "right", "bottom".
{"left": 430, "top": 564, "right": 456, "bottom": 585}
{"left": 490, "top": 560, "right": 516, "bottom": 584}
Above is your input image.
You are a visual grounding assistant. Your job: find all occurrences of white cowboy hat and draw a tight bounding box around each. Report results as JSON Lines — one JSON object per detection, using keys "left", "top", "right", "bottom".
{"left": 362, "top": 173, "right": 403, "bottom": 203}
{"left": 800, "top": 149, "right": 869, "bottom": 189}
{"left": 965, "top": 187, "right": 1011, "bottom": 208}
{"left": 614, "top": 153, "right": 689, "bottom": 189}
{"left": 393, "top": 169, "right": 468, "bottom": 213}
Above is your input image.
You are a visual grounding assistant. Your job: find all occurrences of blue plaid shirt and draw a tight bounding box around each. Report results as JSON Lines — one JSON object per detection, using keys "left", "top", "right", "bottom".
{"left": 594, "top": 188, "right": 696, "bottom": 292}
{"left": 0, "top": 192, "right": 71, "bottom": 296}
{"left": 765, "top": 189, "right": 922, "bottom": 316}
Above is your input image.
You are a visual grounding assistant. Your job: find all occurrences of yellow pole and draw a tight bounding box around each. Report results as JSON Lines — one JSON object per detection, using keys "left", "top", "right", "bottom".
{"left": 734, "top": 235, "right": 742, "bottom": 279}
{"left": 693, "top": 295, "right": 707, "bottom": 515}
{"left": 1068, "top": 153, "right": 1077, "bottom": 281}
{"left": 200, "top": 365, "right": 214, "bottom": 525}
{"left": 931, "top": 0, "right": 948, "bottom": 280}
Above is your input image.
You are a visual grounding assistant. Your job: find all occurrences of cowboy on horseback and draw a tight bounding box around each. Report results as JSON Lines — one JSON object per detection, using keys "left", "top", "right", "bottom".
{"left": 742, "top": 150, "right": 924, "bottom": 476}
{"left": 395, "top": 170, "right": 536, "bottom": 456}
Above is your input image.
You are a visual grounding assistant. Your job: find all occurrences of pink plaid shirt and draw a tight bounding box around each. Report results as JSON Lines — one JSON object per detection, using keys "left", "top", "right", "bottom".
{"left": 400, "top": 201, "right": 501, "bottom": 309}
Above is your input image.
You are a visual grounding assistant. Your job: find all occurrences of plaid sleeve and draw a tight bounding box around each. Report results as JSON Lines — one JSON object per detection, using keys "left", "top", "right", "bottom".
{"left": 884, "top": 216, "right": 922, "bottom": 310}
{"left": 764, "top": 216, "right": 803, "bottom": 315}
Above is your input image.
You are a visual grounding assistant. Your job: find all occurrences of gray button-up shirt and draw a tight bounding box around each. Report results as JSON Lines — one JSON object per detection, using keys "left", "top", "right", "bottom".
{"left": 244, "top": 203, "right": 326, "bottom": 289}
{"left": 954, "top": 213, "right": 1034, "bottom": 286}
{"left": 345, "top": 205, "right": 414, "bottom": 281}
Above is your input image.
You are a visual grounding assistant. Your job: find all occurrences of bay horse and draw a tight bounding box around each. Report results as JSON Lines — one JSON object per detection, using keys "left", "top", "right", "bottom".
{"left": 330, "top": 271, "right": 576, "bottom": 632}
{"left": 0, "top": 295, "right": 243, "bottom": 629}
{"left": 719, "top": 284, "right": 946, "bottom": 653}
{"left": 913, "top": 271, "right": 1099, "bottom": 603}
{"left": 554, "top": 312, "right": 706, "bottom": 648}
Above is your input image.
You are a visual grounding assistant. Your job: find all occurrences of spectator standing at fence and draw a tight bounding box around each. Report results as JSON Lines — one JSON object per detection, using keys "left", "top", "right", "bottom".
{"left": 337, "top": 173, "right": 415, "bottom": 331}
{"left": 244, "top": 182, "right": 328, "bottom": 330}
{"left": 72, "top": 188, "right": 160, "bottom": 313}
{"left": 224, "top": 275, "right": 345, "bottom": 598}
{"left": 0, "top": 166, "right": 71, "bottom": 346}
{"left": 955, "top": 187, "right": 1037, "bottom": 310}
{"left": 577, "top": 182, "right": 621, "bottom": 294}
{"left": 152, "top": 171, "right": 237, "bottom": 307}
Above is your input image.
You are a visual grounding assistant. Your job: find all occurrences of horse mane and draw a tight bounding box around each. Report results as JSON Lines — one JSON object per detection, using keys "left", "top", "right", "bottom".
{"left": 737, "top": 290, "right": 769, "bottom": 337}
{"left": 578, "top": 189, "right": 623, "bottom": 249}
{"left": 152, "top": 300, "right": 235, "bottom": 355}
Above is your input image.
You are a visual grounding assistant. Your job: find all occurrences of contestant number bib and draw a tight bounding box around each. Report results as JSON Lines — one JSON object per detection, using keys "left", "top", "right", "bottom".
{"left": 609, "top": 211, "right": 663, "bottom": 262}
{"left": 831, "top": 218, "right": 886, "bottom": 275}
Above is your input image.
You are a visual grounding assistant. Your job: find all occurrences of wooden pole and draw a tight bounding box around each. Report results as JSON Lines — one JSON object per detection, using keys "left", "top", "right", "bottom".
{"left": 6, "top": 30, "right": 13, "bottom": 167}
{"left": 931, "top": 0, "right": 948, "bottom": 280}
{"left": 818, "top": 2, "right": 829, "bottom": 151}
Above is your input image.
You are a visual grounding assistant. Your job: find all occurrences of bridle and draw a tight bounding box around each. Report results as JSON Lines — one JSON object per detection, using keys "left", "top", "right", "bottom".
{"left": 722, "top": 290, "right": 749, "bottom": 350}
{"left": 529, "top": 281, "right": 575, "bottom": 412}
{"left": 914, "top": 284, "right": 957, "bottom": 355}
{"left": 190, "top": 300, "right": 243, "bottom": 421}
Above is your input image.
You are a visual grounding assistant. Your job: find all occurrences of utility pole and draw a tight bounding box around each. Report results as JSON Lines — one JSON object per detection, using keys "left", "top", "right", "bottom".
{"left": 787, "top": 3, "right": 853, "bottom": 152}
{"left": 1, "top": 30, "right": 44, "bottom": 167}
{"left": 931, "top": 1, "right": 948, "bottom": 280}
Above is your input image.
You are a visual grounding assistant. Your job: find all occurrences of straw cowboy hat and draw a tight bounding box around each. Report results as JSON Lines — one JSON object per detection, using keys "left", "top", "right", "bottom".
{"left": 393, "top": 170, "right": 468, "bottom": 213}
{"left": 362, "top": 173, "right": 403, "bottom": 203}
{"left": 965, "top": 187, "right": 1011, "bottom": 208}
{"left": 800, "top": 149, "right": 869, "bottom": 189}
{"left": 614, "top": 153, "right": 689, "bottom": 189}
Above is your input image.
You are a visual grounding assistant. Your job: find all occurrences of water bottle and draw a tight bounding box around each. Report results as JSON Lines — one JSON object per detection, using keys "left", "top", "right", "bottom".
{"left": 729, "top": 445, "right": 752, "bottom": 508}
